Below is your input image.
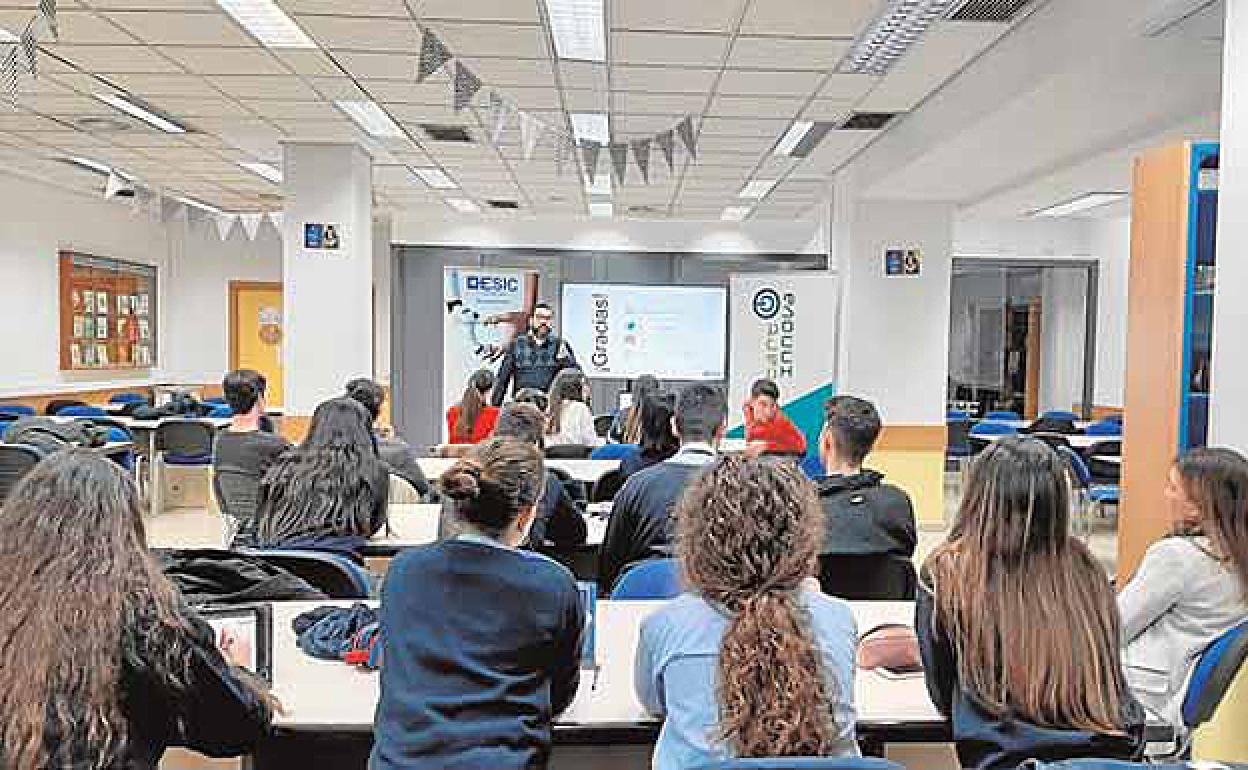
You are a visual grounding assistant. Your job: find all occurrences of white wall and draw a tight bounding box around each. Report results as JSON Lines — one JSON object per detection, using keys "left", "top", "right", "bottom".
{"left": 1039, "top": 267, "right": 1089, "bottom": 412}
{"left": 954, "top": 217, "right": 1094, "bottom": 258}
{"left": 1089, "top": 217, "right": 1131, "bottom": 407}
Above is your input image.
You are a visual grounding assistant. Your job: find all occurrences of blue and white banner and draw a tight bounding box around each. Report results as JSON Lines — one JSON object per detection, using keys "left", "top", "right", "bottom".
{"left": 727, "top": 273, "right": 840, "bottom": 442}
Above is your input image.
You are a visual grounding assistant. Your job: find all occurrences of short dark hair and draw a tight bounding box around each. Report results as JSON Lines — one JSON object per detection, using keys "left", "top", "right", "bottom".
{"left": 750, "top": 378, "right": 780, "bottom": 401}
{"left": 674, "top": 383, "right": 728, "bottom": 444}
{"left": 514, "top": 387, "right": 549, "bottom": 413}
{"left": 223, "top": 369, "right": 266, "bottom": 414}
{"left": 823, "top": 395, "right": 882, "bottom": 466}
{"left": 495, "top": 402, "right": 546, "bottom": 447}
{"left": 345, "top": 378, "right": 386, "bottom": 421}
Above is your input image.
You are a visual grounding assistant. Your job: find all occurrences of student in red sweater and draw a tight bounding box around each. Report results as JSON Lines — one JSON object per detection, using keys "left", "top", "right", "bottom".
{"left": 446, "top": 369, "right": 501, "bottom": 444}
{"left": 743, "top": 378, "right": 808, "bottom": 458}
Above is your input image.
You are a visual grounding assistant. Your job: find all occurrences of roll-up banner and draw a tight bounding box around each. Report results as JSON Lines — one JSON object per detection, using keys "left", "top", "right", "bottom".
{"left": 442, "top": 267, "right": 540, "bottom": 439}
{"left": 727, "top": 273, "right": 840, "bottom": 445}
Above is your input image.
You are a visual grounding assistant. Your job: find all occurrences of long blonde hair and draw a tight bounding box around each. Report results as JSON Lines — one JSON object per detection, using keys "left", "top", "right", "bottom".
{"left": 925, "top": 437, "right": 1129, "bottom": 734}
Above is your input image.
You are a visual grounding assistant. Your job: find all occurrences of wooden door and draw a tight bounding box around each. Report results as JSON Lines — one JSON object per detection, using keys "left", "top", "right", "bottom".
{"left": 229, "top": 282, "right": 284, "bottom": 409}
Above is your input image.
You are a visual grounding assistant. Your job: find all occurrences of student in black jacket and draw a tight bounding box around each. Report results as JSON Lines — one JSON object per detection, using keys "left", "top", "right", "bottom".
{"left": 917, "top": 437, "right": 1144, "bottom": 770}
{"left": 0, "top": 450, "right": 271, "bottom": 770}
{"left": 492, "top": 401, "right": 587, "bottom": 548}
{"left": 344, "top": 377, "right": 436, "bottom": 501}
{"left": 213, "top": 368, "right": 291, "bottom": 546}
{"left": 816, "top": 395, "right": 916, "bottom": 559}
{"left": 373, "top": 438, "right": 585, "bottom": 770}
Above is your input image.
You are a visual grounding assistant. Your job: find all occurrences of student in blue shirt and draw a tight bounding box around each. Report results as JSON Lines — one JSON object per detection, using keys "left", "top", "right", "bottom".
{"left": 372, "top": 437, "right": 586, "bottom": 770}
{"left": 635, "top": 456, "right": 860, "bottom": 770}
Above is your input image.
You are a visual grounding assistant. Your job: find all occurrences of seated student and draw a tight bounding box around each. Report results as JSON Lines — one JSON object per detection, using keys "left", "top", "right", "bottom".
{"left": 344, "top": 378, "right": 435, "bottom": 502}
{"left": 743, "top": 378, "right": 808, "bottom": 458}
{"left": 446, "top": 368, "right": 501, "bottom": 444}
{"left": 609, "top": 374, "right": 662, "bottom": 444}
{"left": 619, "top": 391, "right": 679, "bottom": 479}
{"left": 1118, "top": 447, "right": 1248, "bottom": 729}
{"left": 0, "top": 450, "right": 272, "bottom": 770}
{"left": 637, "top": 456, "right": 859, "bottom": 770}
{"left": 493, "top": 402, "right": 588, "bottom": 549}
{"left": 546, "top": 368, "right": 605, "bottom": 448}
{"left": 255, "top": 397, "right": 389, "bottom": 563}
{"left": 213, "top": 369, "right": 291, "bottom": 546}
{"left": 598, "top": 383, "right": 727, "bottom": 593}
{"left": 816, "top": 395, "right": 916, "bottom": 560}
{"left": 514, "top": 386, "right": 549, "bottom": 413}
{"left": 918, "top": 437, "right": 1145, "bottom": 770}
{"left": 372, "top": 438, "right": 585, "bottom": 770}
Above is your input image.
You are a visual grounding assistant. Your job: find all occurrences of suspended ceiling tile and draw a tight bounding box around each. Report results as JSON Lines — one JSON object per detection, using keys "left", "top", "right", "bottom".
{"left": 43, "top": 44, "right": 184, "bottom": 73}
{"left": 296, "top": 14, "right": 419, "bottom": 52}
{"left": 104, "top": 10, "right": 257, "bottom": 46}
{"left": 613, "top": 91, "right": 706, "bottom": 115}
{"left": 716, "top": 68, "right": 826, "bottom": 97}
{"left": 612, "top": 31, "right": 729, "bottom": 68}
{"left": 96, "top": 72, "right": 222, "bottom": 97}
{"left": 855, "top": 23, "right": 1007, "bottom": 113}
{"left": 415, "top": 0, "right": 540, "bottom": 23}
{"left": 463, "top": 57, "right": 555, "bottom": 88}
{"left": 271, "top": 49, "right": 342, "bottom": 77}
{"left": 305, "top": 76, "right": 368, "bottom": 101}
{"left": 158, "top": 46, "right": 288, "bottom": 76}
{"left": 739, "top": 0, "right": 881, "bottom": 38}
{"left": 699, "top": 116, "right": 791, "bottom": 137}
{"left": 0, "top": 9, "right": 133, "bottom": 44}
{"left": 611, "top": 0, "right": 739, "bottom": 34}
{"left": 817, "top": 73, "right": 880, "bottom": 101}
{"left": 153, "top": 96, "right": 252, "bottom": 117}
{"left": 727, "top": 37, "right": 851, "bottom": 70}
{"left": 611, "top": 65, "right": 718, "bottom": 93}
{"left": 708, "top": 94, "right": 805, "bottom": 119}
{"left": 206, "top": 74, "right": 320, "bottom": 100}
{"left": 276, "top": 0, "right": 409, "bottom": 15}
{"left": 432, "top": 22, "right": 549, "bottom": 59}
{"left": 243, "top": 100, "right": 341, "bottom": 121}
{"left": 334, "top": 51, "right": 416, "bottom": 80}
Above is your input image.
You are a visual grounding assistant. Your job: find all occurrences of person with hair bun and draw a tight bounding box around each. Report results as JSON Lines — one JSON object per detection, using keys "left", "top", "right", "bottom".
{"left": 372, "top": 437, "right": 586, "bottom": 770}
{"left": 635, "top": 456, "right": 859, "bottom": 770}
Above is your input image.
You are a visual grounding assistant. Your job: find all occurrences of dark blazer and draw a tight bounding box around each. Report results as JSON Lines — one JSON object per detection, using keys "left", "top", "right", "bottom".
{"left": 817, "top": 470, "right": 917, "bottom": 558}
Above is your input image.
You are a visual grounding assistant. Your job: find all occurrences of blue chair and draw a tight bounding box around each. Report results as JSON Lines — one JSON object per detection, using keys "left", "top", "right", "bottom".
{"left": 241, "top": 548, "right": 372, "bottom": 598}
{"left": 1057, "top": 446, "right": 1118, "bottom": 536}
{"left": 590, "top": 443, "right": 637, "bottom": 461}
{"left": 1086, "top": 420, "right": 1123, "bottom": 437}
{"left": 103, "top": 425, "right": 136, "bottom": 472}
{"left": 947, "top": 410, "right": 971, "bottom": 421}
{"left": 57, "top": 405, "right": 108, "bottom": 417}
{"left": 1041, "top": 410, "right": 1080, "bottom": 422}
{"left": 207, "top": 405, "right": 233, "bottom": 419}
{"left": 970, "top": 422, "right": 1018, "bottom": 437}
{"left": 985, "top": 410, "right": 1021, "bottom": 421}
{"left": 110, "top": 392, "right": 148, "bottom": 405}
{"left": 1183, "top": 619, "right": 1248, "bottom": 731}
{"left": 612, "top": 558, "right": 681, "bottom": 600}
{"left": 204, "top": 397, "right": 228, "bottom": 406}
{"left": 693, "top": 759, "right": 904, "bottom": 770}
{"left": 800, "top": 453, "right": 826, "bottom": 480}
{"left": 0, "top": 404, "right": 36, "bottom": 418}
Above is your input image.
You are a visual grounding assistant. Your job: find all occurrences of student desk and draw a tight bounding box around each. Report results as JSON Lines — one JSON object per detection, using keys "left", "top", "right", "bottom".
{"left": 363, "top": 504, "right": 441, "bottom": 557}
{"left": 418, "top": 457, "right": 620, "bottom": 484}
{"left": 983, "top": 433, "right": 1114, "bottom": 450}
{"left": 252, "top": 600, "right": 942, "bottom": 770}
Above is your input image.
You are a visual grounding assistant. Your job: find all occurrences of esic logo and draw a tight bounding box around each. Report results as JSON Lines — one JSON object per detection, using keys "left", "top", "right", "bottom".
{"left": 466, "top": 275, "right": 520, "bottom": 293}
{"left": 752, "top": 288, "right": 781, "bottom": 320}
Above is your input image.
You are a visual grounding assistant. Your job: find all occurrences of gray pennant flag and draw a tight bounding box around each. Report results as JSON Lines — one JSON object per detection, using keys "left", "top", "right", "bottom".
{"left": 487, "top": 91, "right": 509, "bottom": 145}
{"left": 631, "top": 138, "right": 651, "bottom": 184}
{"left": 676, "top": 116, "right": 697, "bottom": 160}
{"left": 656, "top": 130, "right": 675, "bottom": 171}
{"left": 1, "top": 50, "right": 19, "bottom": 107}
{"left": 554, "top": 134, "right": 574, "bottom": 177}
{"left": 19, "top": 25, "right": 37, "bottom": 76}
{"left": 609, "top": 143, "right": 629, "bottom": 185}
{"left": 416, "top": 28, "right": 452, "bottom": 82}
{"left": 452, "top": 61, "right": 482, "bottom": 112}
{"left": 39, "top": 0, "right": 57, "bottom": 41}
{"left": 580, "top": 141, "right": 602, "bottom": 186}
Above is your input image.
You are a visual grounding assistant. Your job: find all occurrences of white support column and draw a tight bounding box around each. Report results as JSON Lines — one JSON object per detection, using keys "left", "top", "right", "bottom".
{"left": 281, "top": 142, "right": 374, "bottom": 416}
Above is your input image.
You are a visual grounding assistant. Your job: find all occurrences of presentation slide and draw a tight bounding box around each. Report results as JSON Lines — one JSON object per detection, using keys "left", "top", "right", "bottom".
{"left": 561, "top": 284, "right": 727, "bottom": 381}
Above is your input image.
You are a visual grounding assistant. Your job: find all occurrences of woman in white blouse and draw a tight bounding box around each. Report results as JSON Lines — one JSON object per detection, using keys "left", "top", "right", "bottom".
{"left": 545, "top": 369, "right": 604, "bottom": 448}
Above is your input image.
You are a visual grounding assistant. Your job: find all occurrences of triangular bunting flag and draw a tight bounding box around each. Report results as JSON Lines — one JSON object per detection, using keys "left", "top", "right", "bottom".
{"left": 105, "top": 171, "right": 129, "bottom": 199}
{"left": 416, "top": 28, "right": 451, "bottom": 82}
{"left": 631, "top": 138, "right": 652, "bottom": 184}
{"left": 580, "top": 141, "right": 602, "bottom": 186}
{"left": 1, "top": 49, "right": 19, "bottom": 107}
{"left": 676, "top": 116, "right": 697, "bottom": 160}
{"left": 452, "top": 61, "right": 482, "bottom": 112}
{"left": 267, "top": 211, "right": 284, "bottom": 234}
{"left": 554, "top": 134, "right": 574, "bottom": 177}
{"left": 609, "top": 143, "right": 629, "bottom": 185}
{"left": 38, "top": 0, "right": 56, "bottom": 41}
{"left": 19, "top": 25, "right": 37, "bottom": 76}
{"left": 214, "top": 212, "right": 237, "bottom": 241}
{"left": 487, "top": 91, "right": 510, "bottom": 145}
{"left": 656, "top": 130, "right": 675, "bottom": 171}
{"left": 519, "top": 111, "right": 542, "bottom": 160}
{"left": 239, "top": 212, "right": 264, "bottom": 241}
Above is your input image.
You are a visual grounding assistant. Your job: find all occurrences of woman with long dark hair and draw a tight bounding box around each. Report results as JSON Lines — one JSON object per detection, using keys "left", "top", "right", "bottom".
{"left": 1118, "top": 446, "right": 1248, "bottom": 728}
{"left": 446, "top": 368, "right": 500, "bottom": 444}
{"left": 545, "top": 368, "right": 603, "bottom": 448}
{"left": 0, "top": 450, "right": 272, "bottom": 769}
{"left": 619, "top": 391, "right": 679, "bottom": 478}
{"left": 256, "top": 397, "right": 389, "bottom": 561}
{"left": 919, "top": 437, "right": 1144, "bottom": 769}
{"left": 609, "top": 374, "right": 661, "bottom": 444}
{"left": 635, "top": 456, "right": 858, "bottom": 769}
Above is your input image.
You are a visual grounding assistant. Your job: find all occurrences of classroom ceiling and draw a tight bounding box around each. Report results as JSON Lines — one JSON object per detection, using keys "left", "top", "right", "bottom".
{"left": 0, "top": 0, "right": 1030, "bottom": 221}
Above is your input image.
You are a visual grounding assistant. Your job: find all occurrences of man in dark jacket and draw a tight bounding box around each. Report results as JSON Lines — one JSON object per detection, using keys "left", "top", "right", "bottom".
{"left": 816, "top": 395, "right": 916, "bottom": 559}
{"left": 491, "top": 302, "right": 579, "bottom": 405}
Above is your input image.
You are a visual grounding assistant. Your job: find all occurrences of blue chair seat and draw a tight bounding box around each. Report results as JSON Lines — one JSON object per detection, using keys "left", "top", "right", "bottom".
{"left": 110, "top": 392, "right": 148, "bottom": 404}
{"left": 1086, "top": 421, "right": 1123, "bottom": 437}
{"left": 1183, "top": 618, "right": 1248, "bottom": 728}
{"left": 1041, "top": 410, "right": 1080, "bottom": 421}
{"left": 57, "top": 405, "right": 108, "bottom": 417}
{"left": 0, "top": 405, "right": 35, "bottom": 417}
{"left": 164, "top": 453, "right": 212, "bottom": 466}
{"left": 207, "top": 405, "right": 234, "bottom": 418}
{"left": 612, "top": 558, "right": 681, "bottom": 600}
{"left": 985, "top": 410, "right": 1021, "bottom": 421}
{"left": 1089, "top": 485, "right": 1120, "bottom": 504}
{"left": 970, "top": 422, "right": 1018, "bottom": 438}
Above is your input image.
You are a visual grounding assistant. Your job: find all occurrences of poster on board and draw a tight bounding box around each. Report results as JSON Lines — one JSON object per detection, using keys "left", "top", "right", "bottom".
{"left": 442, "top": 267, "right": 540, "bottom": 439}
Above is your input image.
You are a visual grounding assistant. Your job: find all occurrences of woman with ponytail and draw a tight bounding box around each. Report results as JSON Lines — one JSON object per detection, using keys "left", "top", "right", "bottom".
{"left": 372, "top": 437, "right": 586, "bottom": 770}
{"left": 635, "top": 456, "right": 859, "bottom": 769}
{"left": 446, "top": 368, "right": 500, "bottom": 444}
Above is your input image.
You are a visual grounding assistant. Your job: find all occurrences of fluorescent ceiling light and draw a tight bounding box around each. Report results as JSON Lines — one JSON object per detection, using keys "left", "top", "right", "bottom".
{"left": 1029, "top": 192, "right": 1128, "bottom": 218}
{"left": 238, "top": 161, "right": 282, "bottom": 184}
{"left": 0, "top": 27, "right": 16, "bottom": 43}
{"left": 835, "top": 0, "right": 957, "bottom": 76}
{"left": 570, "top": 112, "right": 610, "bottom": 144}
{"left": 94, "top": 92, "right": 187, "bottom": 134}
{"left": 67, "top": 156, "right": 114, "bottom": 175}
{"left": 584, "top": 172, "right": 612, "bottom": 197}
{"left": 176, "top": 195, "right": 223, "bottom": 215}
{"left": 721, "top": 206, "right": 752, "bottom": 221}
{"left": 738, "top": 179, "right": 778, "bottom": 199}
{"left": 336, "top": 100, "right": 404, "bottom": 139}
{"left": 543, "top": 0, "right": 606, "bottom": 62}
{"left": 446, "top": 198, "right": 480, "bottom": 214}
{"left": 589, "top": 201, "right": 613, "bottom": 218}
{"left": 412, "top": 167, "right": 458, "bottom": 190}
{"left": 215, "top": 0, "right": 316, "bottom": 48}
{"left": 774, "top": 121, "right": 814, "bottom": 156}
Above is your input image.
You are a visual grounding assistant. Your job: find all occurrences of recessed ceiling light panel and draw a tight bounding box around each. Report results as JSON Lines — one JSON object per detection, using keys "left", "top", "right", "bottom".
{"left": 412, "top": 167, "right": 457, "bottom": 189}
{"left": 238, "top": 161, "right": 282, "bottom": 183}
{"left": 835, "top": 0, "right": 957, "bottom": 76}
{"left": 94, "top": 92, "right": 187, "bottom": 134}
{"left": 543, "top": 0, "right": 606, "bottom": 62}
{"left": 570, "top": 112, "right": 610, "bottom": 144}
{"left": 738, "top": 179, "right": 778, "bottom": 199}
{"left": 1029, "top": 192, "right": 1128, "bottom": 218}
{"left": 336, "top": 100, "right": 404, "bottom": 138}
{"left": 215, "top": 0, "right": 316, "bottom": 48}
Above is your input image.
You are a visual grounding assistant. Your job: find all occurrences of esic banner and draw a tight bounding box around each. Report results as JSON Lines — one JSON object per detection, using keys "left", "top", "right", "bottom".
{"left": 443, "top": 267, "right": 540, "bottom": 439}
{"left": 727, "top": 273, "right": 840, "bottom": 444}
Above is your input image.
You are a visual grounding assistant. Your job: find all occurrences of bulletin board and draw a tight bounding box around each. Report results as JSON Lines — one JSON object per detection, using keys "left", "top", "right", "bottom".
{"left": 58, "top": 251, "right": 157, "bottom": 371}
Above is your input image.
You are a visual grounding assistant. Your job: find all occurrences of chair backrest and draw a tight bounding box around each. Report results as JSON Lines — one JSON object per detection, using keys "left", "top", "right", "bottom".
{"left": 1041, "top": 410, "right": 1080, "bottom": 422}
{"left": 969, "top": 422, "right": 1018, "bottom": 437}
{"left": 818, "top": 553, "right": 917, "bottom": 601}
{"left": 612, "top": 558, "right": 681, "bottom": 600}
{"left": 204, "top": 397, "right": 228, "bottom": 406}
{"left": 0, "top": 405, "right": 36, "bottom": 417}
{"left": 57, "top": 405, "right": 108, "bottom": 417}
{"left": 109, "top": 392, "right": 148, "bottom": 405}
{"left": 946, "top": 410, "right": 972, "bottom": 421}
{"left": 591, "top": 468, "right": 627, "bottom": 503}
{"left": 985, "top": 410, "right": 1021, "bottom": 421}
{"left": 155, "top": 420, "right": 217, "bottom": 456}
{"left": 946, "top": 419, "right": 973, "bottom": 453}
{"left": 1056, "top": 445, "right": 1094, "bottom": 488}
{"left": 212, "top": 467, "right": 262, "bottom": 523}
{"left": 207, "top": 405, "right": 233, "bottom": 418}
{"left": 590, "top": 443, "right": 636, "bottom": 461}
{"left": 1086, "top": 420, "right": 1123, "bottom": 436}
{"left": 690, "top": 758, "right": 905, "bottom": 770}
{"left": 0, "top": 444, "right": 45, "bottom": 502}
{"left": 1183, "top": 619, "right": 1248, "bottom": 729}
{"left": 241, "top": 549, "right": 371, "bottom": 599}
{"left": 388, "top": 473, "right": 422, "bottom": 504}
{"left": 44, "top": 399, "right": 87, "bottom": 416}
{"left": 546, "top": 444, "right": 593, "bottom": 459}
{"left": 593, "top": 414, "right": 615, "bottom": 438}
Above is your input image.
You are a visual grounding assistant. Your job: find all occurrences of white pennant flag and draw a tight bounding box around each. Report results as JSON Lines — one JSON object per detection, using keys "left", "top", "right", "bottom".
{"left": 105, "top": 170, "right": 130, "bottom": 199}
{"left": 519, "top": 112, "right": 542, "bottom": 160}
{"left": 487, "top": 91, "right": 510, "bottom": 146}
{"left": 239, "top": 212, "right": 264, "bottom": 240}
{"left": 213, "top": 212, "right": 237, "bottom": 241}
{"left": 267, "top": 211, "right": 284, "bottom": 238}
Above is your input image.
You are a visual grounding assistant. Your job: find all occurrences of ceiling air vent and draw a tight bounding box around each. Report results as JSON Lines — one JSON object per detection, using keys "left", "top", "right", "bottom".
{"left": 486, "top": 199, "right": 520, "bottom": 210}
{"left": 838, "top": 112, "right": 898, "bottom": 131}
{"left": 947, "top": 0, "right": 1036, "bottom": 22}
{"left": 421, "top": 124, "right": 474, "bottom": 143}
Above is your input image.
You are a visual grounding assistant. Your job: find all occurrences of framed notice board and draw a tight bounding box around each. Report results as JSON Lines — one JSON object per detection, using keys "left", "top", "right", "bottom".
{"left": 59, "top": 251, "right": 157, "bottom": 371}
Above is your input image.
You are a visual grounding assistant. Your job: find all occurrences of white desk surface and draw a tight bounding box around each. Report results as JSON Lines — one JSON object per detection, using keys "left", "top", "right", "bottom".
{"left": 994, "top": 420, "right": 1095, "bottom": 431}
{"left": 49, "top": 414, "right": 233, "bottom": 430}
{"left": 418, "top": 457, "right": 620, "bottom": 484}
{"left": 268, "top": 599, "right": 938, "bottom": 732}
{"left": 370, "top": 504, "right": 441, "bottom": 552}
{"left": 983, "top": 433, "right": 1113, "bottom": 450}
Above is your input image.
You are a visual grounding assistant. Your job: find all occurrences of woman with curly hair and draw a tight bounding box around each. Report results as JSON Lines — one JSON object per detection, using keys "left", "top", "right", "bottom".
{"left": 0, "top": 450, "right": 272, "bottom": 769}
{"left": 635, "top": 456, "right": 859, "bottom": 769}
